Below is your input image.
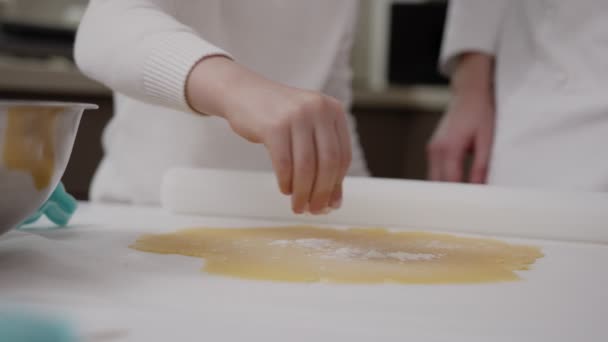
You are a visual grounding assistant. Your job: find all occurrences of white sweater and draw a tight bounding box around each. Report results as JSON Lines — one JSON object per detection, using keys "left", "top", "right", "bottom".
{"left": 75, "top": 0, "right": 369, "bottom": 204}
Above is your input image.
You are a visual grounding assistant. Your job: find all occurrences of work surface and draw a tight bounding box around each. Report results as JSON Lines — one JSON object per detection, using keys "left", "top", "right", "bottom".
{"left": 1, "top": 203, "right": 607, "bottom": 341}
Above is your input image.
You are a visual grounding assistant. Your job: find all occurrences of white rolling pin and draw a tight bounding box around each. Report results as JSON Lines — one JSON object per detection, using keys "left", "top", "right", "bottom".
{"left": 161, "top": 168, "right": 608, "bottom": 244}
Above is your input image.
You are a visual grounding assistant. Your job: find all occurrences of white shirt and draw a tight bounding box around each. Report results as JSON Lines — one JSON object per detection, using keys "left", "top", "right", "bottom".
{"left": 75, "top": 0, "right": 368, "bottom": 204}
{"left": 442, "top": 0, "right": 608, "bottom": 191}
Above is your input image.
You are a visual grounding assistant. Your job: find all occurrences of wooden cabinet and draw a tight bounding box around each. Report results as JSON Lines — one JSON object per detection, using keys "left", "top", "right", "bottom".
{"left": 353, "top": 106, "right": 442, "bottom": 180}
{"left": 352, "top": 86, "right": 447, "bottom": 179}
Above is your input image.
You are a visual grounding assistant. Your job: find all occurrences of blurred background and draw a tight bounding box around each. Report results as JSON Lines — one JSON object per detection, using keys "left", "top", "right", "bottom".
{"left": 0, "top": 0, "right": 450, "bottom": 200}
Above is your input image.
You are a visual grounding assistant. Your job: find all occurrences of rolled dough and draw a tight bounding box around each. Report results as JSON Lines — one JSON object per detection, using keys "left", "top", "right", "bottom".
{"left": 131, "top": 226, "right": 543, "bottom": 284}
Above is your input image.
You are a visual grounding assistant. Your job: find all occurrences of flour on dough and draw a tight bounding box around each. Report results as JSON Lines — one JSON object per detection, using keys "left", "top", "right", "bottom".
{"left": 130, "top": 226, "right": 543, "bottom": 284}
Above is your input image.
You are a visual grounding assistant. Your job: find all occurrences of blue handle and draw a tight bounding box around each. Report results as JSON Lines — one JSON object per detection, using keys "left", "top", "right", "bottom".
{"left": 19, "top": 183, "right": 78, "bottom": 229}
{"left": 0, "top": 311, "right": 77, "bottom": 342}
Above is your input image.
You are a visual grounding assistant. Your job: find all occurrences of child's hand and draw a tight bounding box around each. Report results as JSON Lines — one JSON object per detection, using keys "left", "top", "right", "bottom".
{"left": 187, "top": 57, "right": 351, "bottom": 214}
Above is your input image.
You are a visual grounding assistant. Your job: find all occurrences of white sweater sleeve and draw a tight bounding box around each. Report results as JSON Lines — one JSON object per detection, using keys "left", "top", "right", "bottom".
{"left": 439, "top": 0, "right": 508, "bottom": 76}
{"left": 74, "top": 0, "right": 231, "bottom": 113}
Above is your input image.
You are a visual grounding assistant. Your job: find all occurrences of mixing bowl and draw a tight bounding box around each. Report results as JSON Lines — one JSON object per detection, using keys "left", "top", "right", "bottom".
{"left": 0, "top": 101, "right": 97, "bottom": 236}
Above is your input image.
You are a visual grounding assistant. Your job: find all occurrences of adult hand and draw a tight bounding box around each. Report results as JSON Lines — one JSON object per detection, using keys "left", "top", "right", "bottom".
{"left": 428, "top": 94, "right": 495, "bottom": 183}
{"left": 427, "top": 53, "right": 496, "bottom": 184}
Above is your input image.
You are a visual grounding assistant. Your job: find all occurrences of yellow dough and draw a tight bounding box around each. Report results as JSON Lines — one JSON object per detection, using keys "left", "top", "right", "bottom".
{"left": 3, "top": 107, "right": 60, "bottom": 190}
{"left": 131, "top": 226, "right": 543, "bottom": 284}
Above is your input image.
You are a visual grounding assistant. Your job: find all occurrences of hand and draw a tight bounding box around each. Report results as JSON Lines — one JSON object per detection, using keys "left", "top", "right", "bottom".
{"left": 427, "top": 95, "right": 495, "bottom": 183}
{"left": 186, "top": 57, "right": 351, "bottom": 215}
{"left": 427, "top": 53, "right": 496, "bottom": 184}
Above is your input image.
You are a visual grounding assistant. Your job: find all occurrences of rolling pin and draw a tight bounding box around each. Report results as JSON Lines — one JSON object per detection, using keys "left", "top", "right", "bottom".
{"left": 161, "top": 168, "right": 608, "bottom": 244}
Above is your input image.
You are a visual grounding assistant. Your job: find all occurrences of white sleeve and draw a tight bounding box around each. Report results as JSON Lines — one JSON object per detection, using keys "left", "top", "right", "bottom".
{"left": 439, "top": 0, "right": 508, "bottom": 76}
{"left": 74, "top": 0, "right": 231, "bottom": 113}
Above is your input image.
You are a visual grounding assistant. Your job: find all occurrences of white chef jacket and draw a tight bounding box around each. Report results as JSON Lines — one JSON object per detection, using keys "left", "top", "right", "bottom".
{"left": 75, "top": 0, "right": 369, "bottom": 204}
{"left": 442, "top": 0, "right": 608, "bottom": 191}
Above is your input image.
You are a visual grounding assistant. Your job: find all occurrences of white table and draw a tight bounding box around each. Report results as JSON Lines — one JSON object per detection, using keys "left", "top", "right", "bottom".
{"left": 1, "top": 202, "right": 607, "bottom": 341}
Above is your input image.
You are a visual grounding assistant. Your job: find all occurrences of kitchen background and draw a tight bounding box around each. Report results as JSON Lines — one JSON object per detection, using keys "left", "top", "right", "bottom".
{"left": 0, "top": 0, "right": 450, "bottom": 200}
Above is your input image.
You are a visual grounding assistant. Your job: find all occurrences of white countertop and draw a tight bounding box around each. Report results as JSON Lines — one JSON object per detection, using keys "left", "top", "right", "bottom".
{"left": 1, "top": 202, "right": 607, "bottom": 341}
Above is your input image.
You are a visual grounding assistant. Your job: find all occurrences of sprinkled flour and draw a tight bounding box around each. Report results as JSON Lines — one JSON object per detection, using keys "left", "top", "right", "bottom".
{"left": 269, "top": 238, "right": 332, "bottom": 250}
{"left": 425, "top": 240, "right": 461, "bottom": 250}
{"left": 268, "top": 240, "right": 291, "bottom": 247}
{"left": 268, "top": 239, "right": 438, "bottom": 262}
{"left": 388, "top": 252, "right": 437, "bottom": 262}
{"left": 294, "top": 238, "right": 334, "bottom": 250}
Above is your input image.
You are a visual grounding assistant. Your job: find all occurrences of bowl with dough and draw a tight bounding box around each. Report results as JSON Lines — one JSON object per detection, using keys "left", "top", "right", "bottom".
{"left": 0, "top": 101, "right": 97, "bottom": 236}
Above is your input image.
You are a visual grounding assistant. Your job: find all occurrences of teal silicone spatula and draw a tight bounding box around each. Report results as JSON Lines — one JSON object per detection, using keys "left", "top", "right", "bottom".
{"left": 18, "top": 182, "right": 77, "bottom": 229}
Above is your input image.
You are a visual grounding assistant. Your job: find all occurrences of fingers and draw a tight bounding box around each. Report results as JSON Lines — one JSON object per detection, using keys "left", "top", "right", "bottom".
{"left": 427, "top": 142, "right": 442, "bottom": 181}
{"left": 309, "top": 114, "right": 340, "bottom": 214}
{"left": 290, "top": 118, "right": 316, "bottom": 214}
{"left": 428, "top": 137, "right": 468, "bottom": 183}
{"left": 264, "top": 123, "right": 293, "bottom": 195}
{"left": 330, "top": 182, "right": 343, "bottom": 210}
{"left": 442, "top": 149, "right": 465, "bottom": 182}
{"left": 470, "top": 125, "right": 493, "bottom": 184}
{"left": 427, "top": 116, "right": 450, "bottom": 182}
{"left": 330, "top": 100, "right": 351, "bottom": 210}
{"left": 260, "top": 92, "right": 349, "bottom": 215}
